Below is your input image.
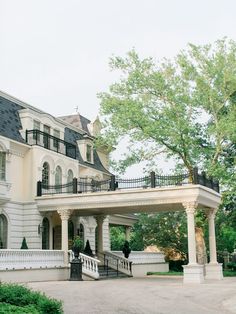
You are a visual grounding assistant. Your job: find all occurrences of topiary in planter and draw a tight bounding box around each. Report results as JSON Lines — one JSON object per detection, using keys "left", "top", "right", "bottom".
{"left": 20, "top": 237, "right": 28, "bottom": 249}
{"left": 72, "top": 236, "right": 83, "bottom": 259}
{"left": 122, "top": 240, "right": 131, "bottom": 259}
{"left": 83, "top": 240, "right": 93, "bottom": 257}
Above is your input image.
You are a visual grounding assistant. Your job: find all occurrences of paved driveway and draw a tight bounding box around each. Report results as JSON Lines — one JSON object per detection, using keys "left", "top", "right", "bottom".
{"left": 28, "top": 276, "right": 236, "bottom": 314}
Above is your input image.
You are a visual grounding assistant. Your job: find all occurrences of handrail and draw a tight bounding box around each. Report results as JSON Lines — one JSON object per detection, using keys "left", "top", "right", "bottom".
{"left": 36, "top": 168, "right": 220, "bottom": 196}
{"left": 102, "top": 251, "right": 132, "bottom": 276}
{"left": 26, "top": 129, "right": 77, "bottom": 159}
{"left": 69, "top": 251, "right": 100, "bottom": 279}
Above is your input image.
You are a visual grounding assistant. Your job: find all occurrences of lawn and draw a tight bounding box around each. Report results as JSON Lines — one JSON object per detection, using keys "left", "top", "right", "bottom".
{"left": 147, "top": 270, "right": 236, "bottom": 277}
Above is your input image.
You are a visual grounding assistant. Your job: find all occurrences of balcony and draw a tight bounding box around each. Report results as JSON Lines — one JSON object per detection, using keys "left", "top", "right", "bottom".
{"left": 26, "top": 129, "right": 76, "bottom": 159}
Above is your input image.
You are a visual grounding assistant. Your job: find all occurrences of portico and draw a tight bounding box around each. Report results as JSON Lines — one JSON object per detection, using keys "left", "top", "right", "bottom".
{"left": 36, "top": 183, "right": 222, "bottom": 283}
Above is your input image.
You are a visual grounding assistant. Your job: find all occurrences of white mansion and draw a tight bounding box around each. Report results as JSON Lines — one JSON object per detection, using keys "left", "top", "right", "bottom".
{"left": 0, "top": 90, "right": 137, "bottom": 253}
{"left": 0, "top": 90, "right": 223, "bottom": 283}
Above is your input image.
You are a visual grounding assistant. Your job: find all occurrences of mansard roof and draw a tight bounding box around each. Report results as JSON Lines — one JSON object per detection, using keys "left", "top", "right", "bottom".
{"left": 0, "top": 92, "right": 110, "bottom": 175}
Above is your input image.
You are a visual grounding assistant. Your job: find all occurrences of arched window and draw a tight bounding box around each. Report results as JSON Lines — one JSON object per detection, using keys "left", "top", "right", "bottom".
{"left": 55, "top": 166, "right": 62, "bottom": 193}
{"left": 42, "top": 217, "right": 50, "bottom": 250}
{"left": 42, "top": 162, "right": 50, "bottom": 186}
{"left": 0, "top": 152, "right": 6, "bottom": 181}
{"left": 67, "top": 169, "right": 73, "bottom": 193}
{"left": 77, "top": 223, "right": 84, "bottom": 247}
{"left": 68, "top": 220, "right": 74, "bottom": 250}
{"left": 0, "top": 214, "right": 8, "bottom": 248}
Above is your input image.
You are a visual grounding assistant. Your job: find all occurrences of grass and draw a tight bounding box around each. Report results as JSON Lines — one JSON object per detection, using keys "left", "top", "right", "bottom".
{"left": 147, "top": 270, "right": 236, "bottom": 277}
{"left": 147, "top": 271, "right": 183, "bottom": 276}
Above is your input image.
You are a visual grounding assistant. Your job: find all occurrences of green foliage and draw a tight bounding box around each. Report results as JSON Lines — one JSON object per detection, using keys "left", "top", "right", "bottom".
{"left": 0, "top": 303, "right": 39, "bottom": 313}
{"left": 20, "top": 237, "right": 28, "bottom": 249}
{"left": 132, "top": 212, "right": 188, "bottom": 259}
{"left": 227, "top": 262, "right": 236, "bottom": 271}
{"left": 99, "top": 38, "right": 236, "bottom": 198}
{"left": 0, "top": 283, "right": 63, "bottom": 314}
{"left": 110, "top": 226, "right": 126, "bottom": 250}
{"left": 72, "top": 236, "right": 83, "bottom": 251}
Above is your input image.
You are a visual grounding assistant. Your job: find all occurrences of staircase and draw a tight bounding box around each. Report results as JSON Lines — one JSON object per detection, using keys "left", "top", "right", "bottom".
{"left": 98, "top": 265, "right": 131, "bottom": 280}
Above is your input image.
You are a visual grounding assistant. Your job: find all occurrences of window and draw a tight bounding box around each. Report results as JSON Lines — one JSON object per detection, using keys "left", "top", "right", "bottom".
{"left": 67, "top": 169, "right": 73, "bottom": 193}
{"left": 77, "top": 223, "right": 84, "bottom": 247}
{"left": 55, "top": 166, "right": 62, "bottom": 193}
{"left": 42, "top": 162, "right": 50, "bottom": 186}
{"left": 0, "top": 152, "right": 6, "bottom": 181}
{"left": 42, "top": 217, "right": 50, "bottom": 250}
{"left": 0, "top": 214, "right": 8, "bottom": 249}
{"left": 68, "top": 220, "right": 74, "bottom": 249}
{"left": 43, "top": 125, "right": 50, "bottom": 149}
{"left": 33, "top": 120, "right": 40, "bottom": 141}
{"left": 53, "top": 129, "right": 60, "bottom": 150}
{"left": 86, "top": 144, "right": 92, "bottom": 162}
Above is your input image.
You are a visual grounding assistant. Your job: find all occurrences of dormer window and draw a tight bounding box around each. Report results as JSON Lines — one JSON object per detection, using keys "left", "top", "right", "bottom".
{"left": 86, "top": 144, "right": 92, "bottom": 162}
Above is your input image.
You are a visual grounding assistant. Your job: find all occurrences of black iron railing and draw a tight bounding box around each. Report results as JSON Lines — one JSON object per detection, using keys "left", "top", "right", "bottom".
{"left": 36, "top": 168, "right": 220, "bottom": 196}
{"left": 26, "top": 129, "right": 76, "bottom": 159}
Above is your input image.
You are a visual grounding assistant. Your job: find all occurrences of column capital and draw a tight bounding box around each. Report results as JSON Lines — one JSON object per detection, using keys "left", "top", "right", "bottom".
{"left": 182, "top": 201, "right": 198, "bottom": 214}
{"left": 94, "top": 215, "right": 106, "bottom": 224}
{"left": 57, "top": 209, "right": 72, "bottom": 220}
{"left": 206, "top": 208, "right": 217, "bottom": 219}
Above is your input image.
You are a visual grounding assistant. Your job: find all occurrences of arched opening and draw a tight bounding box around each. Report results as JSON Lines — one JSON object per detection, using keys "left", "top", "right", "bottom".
{"left": 67, "top": 169, "right": 73, "bottom": 193}
{"left": 68, "top": 220, "right": 74, "bottom": 249}
{"left": 0, "top": 214, "right": 8, "bottom": 248}
{"left": 77, "top": 223, "right": 85, "bottom": 248}
{"left": 42, "top": 162, "right": 50, "bottom": 186}
{"left": 42, "top": 217, "right": 50, "bottom": 249}
{"left": 55, "top": 166, "right": 62, "bottom": 193}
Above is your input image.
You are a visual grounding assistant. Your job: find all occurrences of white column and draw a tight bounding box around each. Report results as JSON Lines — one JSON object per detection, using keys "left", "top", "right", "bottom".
{"left": 95, "top": 215, "right": 106, "bottom": 254}
{"left": 57, "top": 209, "right": 71, "bottom": 264}
{"left": 182, "top": 202, "right": 204, "bottom": 283}
{"left": 205, "top": 208, "right": 223, "bottom": 280}
{"left": 125, "top": 226, "right": 132, "bottom": 242}
{"left": 183, "top": 202, "right": 197, "bottom": 265}
{"left": 207, "top": 208, "right": 217, "bottom": 264}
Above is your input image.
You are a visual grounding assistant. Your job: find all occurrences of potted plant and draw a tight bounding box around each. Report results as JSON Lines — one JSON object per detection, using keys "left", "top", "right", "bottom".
{"left": 122, "top": 240, "right": 131, "bottom": 259}
{"left": 72, "top": 236, "right": 83, "bottom": 259}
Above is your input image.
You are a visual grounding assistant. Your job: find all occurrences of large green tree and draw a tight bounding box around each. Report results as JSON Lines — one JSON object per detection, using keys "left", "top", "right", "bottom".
{"left": 98, "top": 38, "right": 236, "bottom": 190}
{"left": 99, "top": 38, "right": 236, "bottom": 256}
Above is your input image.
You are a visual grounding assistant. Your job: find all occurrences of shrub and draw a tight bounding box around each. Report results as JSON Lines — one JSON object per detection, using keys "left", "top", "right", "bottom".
{"left": 20, "top": 237, "right": 28, "bottom": 249}
{"left": 227, "top": 262, "right": 236, "bottom": 271}
{"left": 169, "top": 260, "right": 187, "bottom": 272}
{"left": 0, "top": 283, "right": 63, "bottom": 314}
{"left": 0, "top": 302, "right": 39, "bottom": 313}
{"left": 83, "top": 240, "right": 93, "bottom": 257}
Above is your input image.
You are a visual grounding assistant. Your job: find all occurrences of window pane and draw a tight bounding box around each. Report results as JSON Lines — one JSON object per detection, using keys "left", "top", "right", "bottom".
{"left": 53, "top": 130, "right": 60, "bottom": 149}
{"left": 67, "top": 170, "right": 73, "bottom": 193}
{"left": 86, "top": 144, "right": 92, "bottom": 162}
{"left": 0, "top": 152, "right": 6, "bottom": 181}
{"left": 0, "top": 214, "right": 8, "bottom": 248}
{"left": 42, "top": 162, "right": 50, "bottom": 186}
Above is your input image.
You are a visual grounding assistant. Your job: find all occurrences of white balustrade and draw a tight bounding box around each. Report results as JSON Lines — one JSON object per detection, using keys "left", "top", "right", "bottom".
{"left": 69, "top": 251, "right": 100, "bottom": 279}
{"left": 0, "top": 250, "right": 65, "bottom": 270}
{"left": 104, "top": 251, "right": 132, "bottom": 275}
{"left": 111, "top": 251, "right": 165, "bottom": 264}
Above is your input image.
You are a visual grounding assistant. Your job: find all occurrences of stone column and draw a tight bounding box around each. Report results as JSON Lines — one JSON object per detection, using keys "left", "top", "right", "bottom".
{"left": 58, "top": 209, "right": 71, "bottom": 264}
{"left": 95, "top": 215, "right": 106, "bottom": 254}
{"left": 184, "top": 202, "right": 197, "bottom": 265}
{"left": 125, "top": 226, "right": 132, "bottom": 242}
{"left": 205, "top": 208, "right": 223, "bottom": 280}
{"left": 207, "top": 209, "right": 217, "bottom": 264}
{"left": 182, "top": 202, "right": 204, "bottom": 283}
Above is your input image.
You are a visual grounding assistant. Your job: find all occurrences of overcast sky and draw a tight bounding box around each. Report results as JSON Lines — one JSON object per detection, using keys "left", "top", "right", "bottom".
{"left": 1, "top": 0, "right": 236, "bottom": 175}
{"left": 1, "top": 0, "right": 235, "bottom": 120}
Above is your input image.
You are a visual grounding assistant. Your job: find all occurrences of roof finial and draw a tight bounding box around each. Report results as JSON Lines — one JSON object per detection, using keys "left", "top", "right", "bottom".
{"left": 74, "top": 105, "right": 79, "bottom": 114}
